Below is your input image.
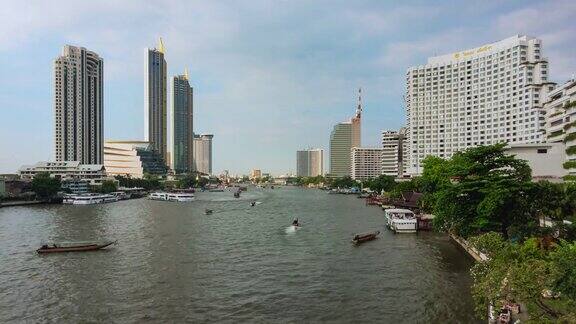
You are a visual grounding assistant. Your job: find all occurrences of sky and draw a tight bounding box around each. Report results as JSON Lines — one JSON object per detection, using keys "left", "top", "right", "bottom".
{"left": 1, "top": 0, "right": 576, "bottom": 176}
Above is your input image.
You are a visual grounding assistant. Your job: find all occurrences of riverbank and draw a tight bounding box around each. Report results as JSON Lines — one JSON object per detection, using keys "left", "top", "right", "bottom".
{"left": 0, "top": 200, "right": 48, "bottom": 208}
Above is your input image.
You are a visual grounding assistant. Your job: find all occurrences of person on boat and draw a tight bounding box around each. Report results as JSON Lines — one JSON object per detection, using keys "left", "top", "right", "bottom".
{"left": 251, "top": 201, "right": 256, "bottom": 207}
{"left": 354, "top": 235, "right": 360, "bottom": 241}
{"left": 41, "top": 244, "right": 48, "bottom": 249}
{"left": 292, "top": 218, "right": 299, "bottom": 226}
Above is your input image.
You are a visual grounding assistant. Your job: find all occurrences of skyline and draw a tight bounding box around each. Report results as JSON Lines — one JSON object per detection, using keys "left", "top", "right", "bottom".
{"left": 2, "top": 1, "right": 576, "bottom": 175}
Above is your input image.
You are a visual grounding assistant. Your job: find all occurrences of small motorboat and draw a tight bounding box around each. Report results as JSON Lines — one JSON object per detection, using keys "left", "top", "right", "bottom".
{"left": 205, "top": 209, "right": 213, "bottom": 215}
{"left": 352, "top": 231, "right": 380, "bottom": 245}
{"left": 291, "top": 218, "right": 301, "bottom": 227}
{"left": 37, "top": 240, "right": 116, "bottom": 254}
{"left": 250, "top": 201, "right": 256, "bottom": 207}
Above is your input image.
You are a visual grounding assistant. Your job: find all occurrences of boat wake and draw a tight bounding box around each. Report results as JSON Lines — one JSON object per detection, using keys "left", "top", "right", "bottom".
{"left": 285, "top": 225, "right": 300, "bottom": 234}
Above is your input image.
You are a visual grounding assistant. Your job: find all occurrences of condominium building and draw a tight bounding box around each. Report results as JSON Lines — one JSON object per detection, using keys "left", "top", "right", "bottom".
{"left": 382, "top": 127, "right": 409, "bottom": 177}
{"left": 193, "top": 134, "right": 213, "bottom": 175}
{"left": 54, "top": 45, "right": 104, "bottom": 164}
{"left": 329, "top": 89, "right": 362, "bottom": 177}
{"left": 543, "top": 79, "right": 576, "bottom": 178}
{"left": 351, "top": 147, "right": 383, "bottom": 180}
{"left": 406, "top": 35, "right": 556, "bottom": 174}
{"left": 171, "top": 71, "right": 194, "bottom": 173}
{"left": 296, "top": 148, "right": 324, "bottom": 177}
{"left": 144, "top": 38, "right": 168, "bottom": 164}
{"left": 103, "top": 140, "right": 167, "bottom": 178}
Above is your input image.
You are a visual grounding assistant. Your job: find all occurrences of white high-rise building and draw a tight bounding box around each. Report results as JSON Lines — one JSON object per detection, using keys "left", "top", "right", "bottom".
{"left": 351, "top": 147, "right": 383, "bottom": 180}
{"left": 54, "top": 45, "right": 104, "bottom": 164}
{"left": 382, "top": 127, "right": 408, "bottom": 177}
{"left": 406, "top": 35, "right": 556, "bottom": 174}
{"left": 296, "top": 149, "right": 324, "bottom": 177}
{"left": 144, "top": 38, "right": 168, "bottom": 165}
{"left": 193, "top": 134, "right": 213, "bottom": 175}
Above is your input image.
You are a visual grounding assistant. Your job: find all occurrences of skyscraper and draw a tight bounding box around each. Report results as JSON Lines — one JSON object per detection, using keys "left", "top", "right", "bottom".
{"left": 54, "top": 45, "right": 104, "bottom": 164}
{"left": 193, "top": 134, "right": 213, "bottom": 175}
{"left": 329, "top": 89, "right": 362, "bottom": 177}
{"left": 296, "top": 149, "right": 324, "bottom": 177}
{"left": 171, "top": 70, "right": 194, "bottom": 173}
{"left": 405, "top": 35, "right": 555, "bottom": 174}
{"left": 144, "top": 38, "right": 168, "bottom": 164}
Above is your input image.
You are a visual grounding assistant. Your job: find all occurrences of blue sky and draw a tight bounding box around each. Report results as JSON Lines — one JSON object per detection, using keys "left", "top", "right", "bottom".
{"left": 1, "top": 0, "right": 575, "bottom": 175}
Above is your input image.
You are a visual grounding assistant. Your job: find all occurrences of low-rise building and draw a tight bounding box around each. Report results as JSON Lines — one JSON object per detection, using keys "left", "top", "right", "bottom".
{"left": 19, "top": 161, "right": 106, "bottom": 181}
{"left": 351, "top": 147, "right": 383, "bottom": 180}
{"left": 61, "top": 179, "right": 90, "bottom": 194}
{"left": 505, "top": 143, "right": 567, "bottom": 182}
{"left": 250, "top": 169, "right": 262, "bottom": 179}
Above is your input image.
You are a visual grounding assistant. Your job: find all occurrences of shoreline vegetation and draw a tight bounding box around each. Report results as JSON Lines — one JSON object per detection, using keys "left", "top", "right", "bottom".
{"left": 308, "top": 144, "right": 576, "bottom": 322}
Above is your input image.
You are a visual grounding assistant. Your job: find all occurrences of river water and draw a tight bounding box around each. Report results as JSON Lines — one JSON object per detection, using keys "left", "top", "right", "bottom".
{"left": 0, "top": 187, "right": 480, "bottom": 323}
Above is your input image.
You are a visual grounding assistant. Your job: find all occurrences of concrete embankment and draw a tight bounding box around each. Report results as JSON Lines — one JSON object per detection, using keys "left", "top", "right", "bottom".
{"left": 449, "top": 233, "right": 489, "bottom": 262}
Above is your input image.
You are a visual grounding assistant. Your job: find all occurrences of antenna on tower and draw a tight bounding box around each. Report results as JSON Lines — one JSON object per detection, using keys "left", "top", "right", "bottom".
{"left": 356, "top": 87, "right": 362, "bottom": 118}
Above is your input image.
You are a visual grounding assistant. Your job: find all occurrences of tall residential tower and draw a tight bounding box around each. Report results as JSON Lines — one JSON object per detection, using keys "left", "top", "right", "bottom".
{"left": 54, "top": 45, "right": 104, "bottom": 164}
{"left": 329, "top": 89, "right": 362, "bottom": 177}
{"left": 405, "top": 35, "right": 555, "bottom": 174}
{"left": 193, "top": 134, "right": 213, "bottom": 175}
{"left": 296, "top": 149, "right": 324, "bottom": 177}
{"left": 171, "top": 70, "right": 194, "bottom": 173}
{"left": 144, "top": 38, "right": 168, "bottom": 164}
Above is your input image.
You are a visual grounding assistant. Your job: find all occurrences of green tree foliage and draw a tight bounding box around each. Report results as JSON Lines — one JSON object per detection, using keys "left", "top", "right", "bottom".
{"left": 363, "top": 175, "right": 396, "bottom": 193}
{"left": 469, "top": 233, "right": 576, "bottom": 321}
{"left": 329, "top": 176, "right": 359, "bottom": 189}
{"left": 99, "top": 180, "right": 118, "bottom": 193}
{"left": 31, "top": 172, "right": 61, "bottom": 199}
{"left": 115, "top": 175, "right": 162, "bottom": 190}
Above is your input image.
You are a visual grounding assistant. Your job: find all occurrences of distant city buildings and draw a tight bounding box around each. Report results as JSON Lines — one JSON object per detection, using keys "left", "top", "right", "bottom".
{"left": 144, "top": 38, "right": 168, "bottom": 165}
{"left": 103, "top": 140, "right": 167, "bottom": 178}
{"left": 296, "top": 148, "right": 324, "bottom": 177}
{"left": 405, "top": 35, "right": 556, "bottom": 174}
{"left": 54, "top": 45, "right": 104, "bottom": 164}
{"left": 350, "top": 147, "right": 383, "bottom": 180}
{"left": 171, "top": 71, "right": 194, "bottom": 173}
{"left": 193, "top": 134, "right": 213, "bottom": 175}
{"left": 329, "top": 89, "right": 362, "bottom": 177}
{"left": 381, "top": 128, "right": 408, "bottom": 177}
{"left": 250, "top": 169, "right": 262, "bottom": 179}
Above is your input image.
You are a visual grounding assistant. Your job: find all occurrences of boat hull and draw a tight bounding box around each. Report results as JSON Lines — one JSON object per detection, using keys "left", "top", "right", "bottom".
{"left": 37, "top": 241, "right": 116, "bottom": 254}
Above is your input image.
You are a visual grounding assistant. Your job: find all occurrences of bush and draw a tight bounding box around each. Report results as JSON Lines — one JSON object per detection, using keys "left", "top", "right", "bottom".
{"left": 563, "top": 161, "right": 576, "bottom": 169}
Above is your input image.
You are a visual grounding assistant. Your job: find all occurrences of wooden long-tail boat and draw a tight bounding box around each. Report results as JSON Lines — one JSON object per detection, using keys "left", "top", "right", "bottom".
{"left": 352, "top": 231, "right": 380, "bottom": 245}
{"left": 37, "top": 240, "right": 116, "bottom": 254}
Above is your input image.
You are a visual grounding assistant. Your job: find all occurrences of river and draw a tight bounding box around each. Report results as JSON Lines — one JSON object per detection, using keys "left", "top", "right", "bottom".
{"left": 0, "top": 187, "right": 480, "bottom": 323}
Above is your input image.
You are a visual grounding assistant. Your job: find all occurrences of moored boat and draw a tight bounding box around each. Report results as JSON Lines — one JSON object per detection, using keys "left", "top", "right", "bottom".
{"left": 352, "top": 231, "right": 380, "bottom": 244}
{"left": 384, "top": 208, "right": 417, "bottom": 233}
{"left": 63, "top": 193, "right": 119, "bottom": 205}
{"left": 37, "top": 240, "right": 116, "bottom": 253}
{"left": 149, "top": 192, "right": 195, "bottom": 202}
{"left": 205, "top": 209, "right": 213, "bottom": 215}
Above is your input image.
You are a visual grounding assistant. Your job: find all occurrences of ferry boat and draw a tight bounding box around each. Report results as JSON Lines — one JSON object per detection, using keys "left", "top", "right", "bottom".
{"left": 62, "top": 193, "right": 119, "bottom": 205}
{"left": 384, "top": 208, "right": 417, "bottom": 233}
{"left": 148, "top": 192, "right": 195, "bottom": 202}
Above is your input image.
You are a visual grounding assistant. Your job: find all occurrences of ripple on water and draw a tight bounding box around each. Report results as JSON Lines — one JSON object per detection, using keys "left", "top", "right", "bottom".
{"left": 0, "top": 188, "right": 480, "bottom": 323}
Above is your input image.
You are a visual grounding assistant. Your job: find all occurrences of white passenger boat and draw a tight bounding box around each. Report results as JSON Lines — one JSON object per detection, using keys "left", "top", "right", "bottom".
{"left": 63, "top": 193, "right": 119, "bottom": 205}
{"left": 384, "top": 208, "right": 417, "bottom": 233}
{"left": 148, "top": 192, "right": 195, "bottom": 202}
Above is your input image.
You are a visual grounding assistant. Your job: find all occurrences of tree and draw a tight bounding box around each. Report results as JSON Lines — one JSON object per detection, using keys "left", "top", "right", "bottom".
{"left": 31, "top": 172, "right": 61, "bottom": 199}
{"left": 99, "top": 180, "right": 118, "bottom": 193}
{"left": 364, "top": 175, "right": 396, "bottom": 194}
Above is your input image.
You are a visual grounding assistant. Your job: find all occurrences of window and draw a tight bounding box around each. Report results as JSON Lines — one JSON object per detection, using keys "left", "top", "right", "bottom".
{"left": 537, "top": 149, "right": 547, "bottom": 154}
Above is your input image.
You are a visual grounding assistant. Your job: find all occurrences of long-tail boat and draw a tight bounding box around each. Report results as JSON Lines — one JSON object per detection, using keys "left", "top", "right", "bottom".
{"left": 37, "top": 240, "right": 116, "bottom": 254}
{"left": 352, "top": 231, "right": 380, "bottom": 245}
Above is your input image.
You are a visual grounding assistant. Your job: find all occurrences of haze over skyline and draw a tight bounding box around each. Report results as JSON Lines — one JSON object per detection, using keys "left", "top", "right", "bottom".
{"left": 1, "top": 0, "right": 576, "bottom": 175}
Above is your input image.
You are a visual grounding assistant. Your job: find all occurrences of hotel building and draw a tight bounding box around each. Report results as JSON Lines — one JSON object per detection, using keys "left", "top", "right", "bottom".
{"left": 329, "top": 89, "right": 362, "bottom": 177}
{"left": 406, "top": 35, "right": 556, "bottom": 174}
{"left": 351, "top": 147, "right": 383, "bottom": 180}
{"left": 193, "top": 134, "right": 213, "bottom": 175}
{"left": 171, "top": 71, "right": 194, "bottom": 173}
{"left": 296, "top": 148, "right": 324, "bottom": 177}
{"left": 144, "top": 38, "right": 168, "bottom": 164}
{"left": 382, "top": 127, "right": 409, "bottom": 177}
{"left": 54, "top": 45, "right": 104, "bottom": 164}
